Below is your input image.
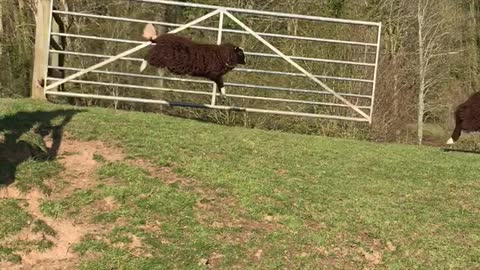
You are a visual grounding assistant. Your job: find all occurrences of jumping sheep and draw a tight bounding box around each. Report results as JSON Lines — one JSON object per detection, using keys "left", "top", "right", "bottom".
{"left": 446, "top": 91, "right": 480, "bottom": 144}
{"left": 139, "top": 23, "right": 246, "bottom": 95}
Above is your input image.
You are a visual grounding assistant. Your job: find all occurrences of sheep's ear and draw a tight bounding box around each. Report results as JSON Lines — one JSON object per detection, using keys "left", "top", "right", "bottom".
{"left": 143, "top": 23, "right": 157, "bottom": 40}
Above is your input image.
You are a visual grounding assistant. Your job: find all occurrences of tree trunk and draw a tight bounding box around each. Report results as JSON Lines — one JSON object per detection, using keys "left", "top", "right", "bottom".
{"left": 393, "top": 58, "right": 400, "bottom": 126}
{"left": 468, "top": 0, "right": 479, "bottom": 90}
{"left": 417, "top": 77, "right": 425, "bottom": 145}
{"left": 0, "top": 1, "right": 3, "bottom": 62}
{"left": 417, "top": 0, "right": 425, "bottom": 145}
{"left": 384, "top": 0, "right": 406, "bottom": 132}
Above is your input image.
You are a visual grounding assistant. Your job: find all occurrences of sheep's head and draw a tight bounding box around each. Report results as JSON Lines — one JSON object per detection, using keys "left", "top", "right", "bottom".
{"left": 234, "top": 47, "right": 246, "bottom": 65}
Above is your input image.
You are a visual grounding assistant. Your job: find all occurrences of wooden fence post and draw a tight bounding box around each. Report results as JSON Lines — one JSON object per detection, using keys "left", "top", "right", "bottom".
{"left": 31, "top": 0, "right": 52, "bottom": 100}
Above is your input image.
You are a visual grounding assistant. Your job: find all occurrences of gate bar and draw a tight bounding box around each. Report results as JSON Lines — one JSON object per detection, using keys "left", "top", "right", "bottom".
{"left": 52, "top": 10, "right": 378, "bottom": 47}
{"left": 134, "top": 0, "right": 381, "bottom": 27}
{"left": 369, "top": 24, "right": 382, "bottom": 122}
{"left": 50, "top": 50, "right": 374, "bottom": 83}
{"left": 45, "top": 91, "right": 371, "bottom": 122}
{"left": 50, "top": 32, "right": 375, "bottom": 67}
{"left": 45, "top": 9, "right": 221, "bottom": 91}
{"left": 47, "top": 76, "right": 372, "bottom": 109}
{"left": 223, "top": 10, "right": 370, "bottom": 121}
{"left": 49, "top": 65, "right": 373, "bottom": 99}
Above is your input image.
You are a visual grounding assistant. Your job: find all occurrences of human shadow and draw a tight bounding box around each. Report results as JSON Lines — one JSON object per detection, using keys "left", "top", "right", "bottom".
{"left": 0, "top": 109, "right": 84, "bottom": 187}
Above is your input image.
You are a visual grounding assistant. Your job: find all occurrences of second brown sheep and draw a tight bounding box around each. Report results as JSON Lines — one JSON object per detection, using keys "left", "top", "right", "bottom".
{"left": 447, "top": 91, "right": 480, "bottom": 144}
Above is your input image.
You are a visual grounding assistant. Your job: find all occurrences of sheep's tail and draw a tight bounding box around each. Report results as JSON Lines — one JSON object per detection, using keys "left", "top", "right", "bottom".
{"left": 139, "top": 60, "right": 148, "bottom": 72}
{"left": 143, "top": 23, "right": 157, "bottom": 41}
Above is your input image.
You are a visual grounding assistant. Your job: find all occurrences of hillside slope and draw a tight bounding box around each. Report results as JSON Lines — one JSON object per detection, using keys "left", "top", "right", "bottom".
{"left": 1, "top": 99, "right": 480, "bottom": 269}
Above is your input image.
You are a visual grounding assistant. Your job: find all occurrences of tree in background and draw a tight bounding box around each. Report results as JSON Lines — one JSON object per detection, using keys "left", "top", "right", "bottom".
{"left": 1, "top": 0, "right": 480, "bottom": 144}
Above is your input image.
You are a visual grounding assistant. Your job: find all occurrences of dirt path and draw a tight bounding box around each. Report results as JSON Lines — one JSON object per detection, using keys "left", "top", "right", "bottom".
{"left": 0, "top": 135, "right": 125, "bottom": 270}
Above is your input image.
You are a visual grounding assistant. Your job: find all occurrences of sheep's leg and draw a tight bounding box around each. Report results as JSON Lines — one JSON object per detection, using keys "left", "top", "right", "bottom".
{"left": 140, "top": 60, "right": 149, "bottom": 72}
{"left": 447, "top": 126, "right": 462, "bottom": 145}
{"left": 213, "top": 77, "right": 225, "bottom": 96}
{"left": 447, "top": 113, "right": 462, "bottom": 145}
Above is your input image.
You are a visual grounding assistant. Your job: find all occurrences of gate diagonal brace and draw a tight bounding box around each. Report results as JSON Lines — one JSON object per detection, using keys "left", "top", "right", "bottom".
{"left": 223, "top": 10, "right": 370, "bottom": 122}
{"left": 44, "top": 9, "right": 222, "bottom": 92}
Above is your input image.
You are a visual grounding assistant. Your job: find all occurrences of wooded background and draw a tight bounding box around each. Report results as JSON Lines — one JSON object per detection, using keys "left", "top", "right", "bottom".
{"left": 1, "top": 0, "right": 479, "bottom": 145}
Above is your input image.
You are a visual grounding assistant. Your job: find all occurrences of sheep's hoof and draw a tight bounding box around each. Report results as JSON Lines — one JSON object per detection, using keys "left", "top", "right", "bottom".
{"left": 446, "top": 138, "right": 454, "bottom": 145}
{"left": 220, "top": 88, "right": 226, "bottom": 96}
{"left": 140, "top": 60, "right": 148, "bottom": 72}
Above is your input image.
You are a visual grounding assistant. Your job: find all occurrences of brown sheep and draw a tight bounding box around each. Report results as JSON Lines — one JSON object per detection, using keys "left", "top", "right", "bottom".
{"left": 447, "top": 92, "right": 480, "bottom": 144}
{"left": 140, "top": 23, "right": 246, "bottom": 95}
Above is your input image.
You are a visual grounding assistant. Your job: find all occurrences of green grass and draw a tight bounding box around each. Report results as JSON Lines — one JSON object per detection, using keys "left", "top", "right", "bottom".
{"left": 0, "top": 199, "right": 32, "bottom": 264}
{"left": 1, "top": 98, "right": 480, "bottom": 269}
{"left": 0, "top": 199, "right": 31, "bottom": 239}
{"left": 0, "top": 246, "right": 22, "bottom": 264}
{"left": 38, "top": 200, "right": 62, "bottom": 220}
{"left": 14, "top": 159, "right": 62, "bottom": 194}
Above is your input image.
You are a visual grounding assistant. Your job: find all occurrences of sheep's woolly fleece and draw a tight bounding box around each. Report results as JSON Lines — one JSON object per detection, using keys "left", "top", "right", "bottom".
{"left": 139, "top": 23, "right": 246, "bottom": 95}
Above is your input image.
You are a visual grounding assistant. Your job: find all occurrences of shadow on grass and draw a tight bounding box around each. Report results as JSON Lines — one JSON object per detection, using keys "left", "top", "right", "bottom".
{"left": 0, "top": 109, "right": 84, "bottom": 186}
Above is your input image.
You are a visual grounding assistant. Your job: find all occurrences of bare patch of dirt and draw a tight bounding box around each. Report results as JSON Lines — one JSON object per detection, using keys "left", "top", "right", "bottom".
{"left": 127, "top": 234, "right": 143, "bottom": 250}
{"left": 111, "top": 233, "right": 151, "bottom": 258}
{"left": 0, "top": 136, "right": 127, "bottom": 269}
{"left": 195, "top": 194, "right": 280, "bottom": 235}
{"left": 4, "top": 259, "right": 79, "bottom": 270}
{"left": 196, "top": 252, "right": 226, "bottom": 269}
{"left": 359, "top": 247, "right": 383, "bottom": 267}
{"left": 129, "top": 159, "right": 194, "bottom": 187}
{"left": 253, "top": 249, "right": 263, "bottom": 261}
{"left": 196, "top": 195, "right": 282, "bottom": 249}
{"left": 215, "top": 230, "right": 254, "bottom": 245}
{"left": 44, "top": 134, "right": 125, "bottom": 196}
{"left": 207, "top": 252, "right": 225, "bottom": 269}
{"left": 275, "top": 169, "right": 289, "bottom": 176}
{"left": 307, "top": 232, "right": 390, "bottom": 270}
{"left": 91, "top": 196, "right": 119, "bottom": 213}
{"left": 385, "top": 241, "right": 396, "bottom": 252}
{"left": 0, "top": 186, "right": 90, "bottom": 270}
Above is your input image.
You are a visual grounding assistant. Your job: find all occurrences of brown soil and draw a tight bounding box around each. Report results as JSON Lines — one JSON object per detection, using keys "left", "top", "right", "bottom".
{"left": 45, "top": 135, "right": 125, "bottom": 196}
{"left": 0, "top": 134, "right": 126, "bottom": 270}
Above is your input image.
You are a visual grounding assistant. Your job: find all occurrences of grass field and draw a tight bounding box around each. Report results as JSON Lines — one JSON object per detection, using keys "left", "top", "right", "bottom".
{"left": 1, "top": 98, "right": 480, "bottom": 269}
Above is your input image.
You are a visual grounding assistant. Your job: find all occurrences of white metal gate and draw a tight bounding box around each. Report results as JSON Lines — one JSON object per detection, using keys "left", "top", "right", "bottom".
{"left": 39, "top": 0, "right": 382, "bottom": 123}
